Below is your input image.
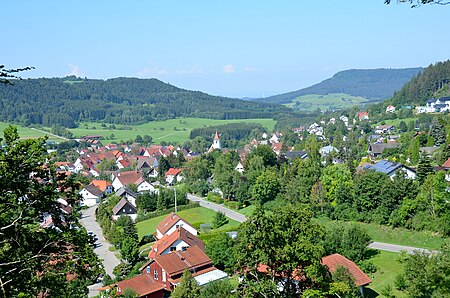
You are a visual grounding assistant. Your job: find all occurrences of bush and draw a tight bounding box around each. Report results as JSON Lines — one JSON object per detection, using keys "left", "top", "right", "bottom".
{"left": 207, "top": 192, "right": 224, "bottom": 204}
{"left": 139, "top": 234, "right": 155, "bottom": 246}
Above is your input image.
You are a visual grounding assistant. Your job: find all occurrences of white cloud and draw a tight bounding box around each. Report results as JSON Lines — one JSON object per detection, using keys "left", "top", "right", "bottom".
{"left": 66, "top": 63, "right": 82, "bottom": 77}
{"left": 223, "top": 64, "right": 235, "bottom": 74}
{"left": 176, "top": 66, "right": 204, "bottom": 75}
{"left": 137, "top": 67, "right": 170, "bottom": 77}
{"left": 243, "top": 66, "right": 258, "bottom": 72}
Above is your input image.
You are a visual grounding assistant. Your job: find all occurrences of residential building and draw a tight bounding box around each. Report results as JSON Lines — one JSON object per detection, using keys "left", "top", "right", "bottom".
{"left": 156, "top": 212, "right": 197, "bottom": 240}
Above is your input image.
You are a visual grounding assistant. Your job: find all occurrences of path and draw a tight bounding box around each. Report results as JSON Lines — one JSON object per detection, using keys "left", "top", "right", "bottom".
{"left": 187, "top": 193, "right": 433, "bottom": 255}
{"left": 30, "top": 127, "right": 70, "bottom": 141}
{"left": 80, "top": 206, "right": 121, "bottom": 297}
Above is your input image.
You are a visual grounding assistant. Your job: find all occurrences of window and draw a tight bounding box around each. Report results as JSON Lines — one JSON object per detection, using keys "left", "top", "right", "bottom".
{"left": 154, "top": 269, "right": 159, "bottom": 280}
{"left": 182, "top": 246, "right": 187, "bottom": 251}
{"left": 175, "top": 224, "right": 180, "bottom": 228}
{"left": 146, "top": 266, "right": 150, "bottom": 274}
{"left": 170, "top": 247, "right": 176, "bottom": 252}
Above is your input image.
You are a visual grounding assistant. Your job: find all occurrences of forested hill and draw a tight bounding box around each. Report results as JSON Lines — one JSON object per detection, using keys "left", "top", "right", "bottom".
{"left": 0, "top": 77, "right": 290, "bottom": 128}
{"left": 254, "top": 68, "right": 422, "bottom": 104}
{"left": 391, "top": 60, "right": 450, "bottom": 106}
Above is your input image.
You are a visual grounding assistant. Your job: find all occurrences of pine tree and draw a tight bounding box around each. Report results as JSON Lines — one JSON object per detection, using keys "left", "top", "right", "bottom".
{"left": 171, "top": 269, "right": 201, "bottom": 298}
{"left": 416, "top": 155, "right": 434, "bottom": 184}
{"left": 429, "top": 117, "right": 446, "bottom": 146}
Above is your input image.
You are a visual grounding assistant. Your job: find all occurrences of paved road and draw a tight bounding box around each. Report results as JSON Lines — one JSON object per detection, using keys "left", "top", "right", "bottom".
{"left": 80, "top": 206, "right": 121, "bottom": 297}
{"left": 187, "top": 193, "right": 434, "bottom": 255}
{"left": 187, "top": 193, "right": 247, "bottom": 223}
{"left": 30, "top": 127, "right": 70, "bottom": 141}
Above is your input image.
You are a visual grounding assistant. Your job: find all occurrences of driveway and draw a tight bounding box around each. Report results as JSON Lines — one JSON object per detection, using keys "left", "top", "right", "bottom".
{"left": 80, "top": 206, "right": 121, "bottom": 296}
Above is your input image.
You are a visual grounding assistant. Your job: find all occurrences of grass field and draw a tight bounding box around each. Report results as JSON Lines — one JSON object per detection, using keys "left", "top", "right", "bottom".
{"left": 317, "top": 217, "right": 448, "bottom": 250}
{"left": 284, "top": 93, "right": 374, "bottom": 112}
{"left": 365, "top": 251, "right": 405, "bottom": 298}
{"left": 0, "top": 122, "right": 65, "bottom": 143}
{"left": 69, "top": 118, "right": 276, "bottom": 144}
{"left": 372, "top": 117, "right": 417, "bottom": 127}
{"left": 136, "top": 207, "right": 240, "bottom": 240}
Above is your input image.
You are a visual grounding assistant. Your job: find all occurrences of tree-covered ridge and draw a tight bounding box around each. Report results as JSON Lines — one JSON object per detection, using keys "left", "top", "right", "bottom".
{"left": 0, "top": 76, "right": 290, "bottom": 128}
{"left": 255, "top": 68, "right": 423, "bottom": 104}
{"left": 391, "top": 60, "right": 450, "bottom": 106}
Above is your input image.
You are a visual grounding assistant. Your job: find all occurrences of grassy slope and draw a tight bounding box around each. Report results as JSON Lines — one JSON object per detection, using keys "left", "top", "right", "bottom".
{"left": 365, "top": 251, "right": 405, "bottom": 298}
{"left": 284, "top": 93, "right": 372, "bottom": 111}
{"left": 70, "top": 118, "right": 276, "bottom": 144}
{"left": 136, "top": 207, "right": 240, "bottom": 239}
{"left": 0, "top": 122, "right": 64, "bottom": 142}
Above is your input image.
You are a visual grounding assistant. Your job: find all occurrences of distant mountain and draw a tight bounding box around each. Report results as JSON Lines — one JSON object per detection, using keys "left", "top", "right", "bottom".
{"left": 0, "top": 77, "right": 290, "bottom": 128}
{"left": 253, "top": 68, "right": 423, "bottom": 105}
{"left": 391, "top": 60, "right": 450, "bottom": 106}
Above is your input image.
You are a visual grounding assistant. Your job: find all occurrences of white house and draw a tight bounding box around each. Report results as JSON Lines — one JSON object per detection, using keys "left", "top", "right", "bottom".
{"left": 78, "top": 185, "right": 103, "bottom": 207}
{"left": 235, "top": 162, "right": 244, "bottom": 173}
{"left": 156, "top": 212, "right": 197, "bottom": 240}
{"left": 112, "top": 198, "right": 138, "bottom": 221}
{"left": 386, "top": 105, "right": 396, "bottom": 113}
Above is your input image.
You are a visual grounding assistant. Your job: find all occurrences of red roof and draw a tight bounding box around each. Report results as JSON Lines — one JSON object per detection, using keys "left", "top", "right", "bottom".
{"left": 214, "top": 131, "right": 220, "bottom": 140}
{"left": 154, "top": 246, "right": 212, "bottom": 276}
{"left": 321, "top": 254, "right": 372, "bottom": 287}
{"left": 98, "top": 274, "right": 165, "bottom": 296}
{"left": 114, "top": 171, "right": 143, "bottom": 186}
{"left": 165, "top": 168, "right": 182, "bottom": 177}
{"left": 156, "top": 212, "right": 194, "bottom": 236}
{"left": 90, "top": 180, "right": 112, "bottom": 192}
{"left": 442, "top": 157, "right": 450, "bottom": 168}
{"left": 358, "top": 112, "right": 369, "bottom": 119}
{"left": 149, "top": 227, "right": 205, "bottom": 259}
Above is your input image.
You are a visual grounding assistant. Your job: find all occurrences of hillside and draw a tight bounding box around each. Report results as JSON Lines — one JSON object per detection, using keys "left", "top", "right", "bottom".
{"left": 391, "top": 60, "right": 450, "bottom": 106}
{"left": 0, "top": 77, "right": 290, "bottom": 128}
{"left": 254, "top": 68, "right": 423, "bottom": 105}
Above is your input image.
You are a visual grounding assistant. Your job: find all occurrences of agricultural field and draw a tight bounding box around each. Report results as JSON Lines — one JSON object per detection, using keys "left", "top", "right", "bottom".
{"left": 284, "top": 93, "right": 374, "bottom": 112}
{"left": 0, "top": 122, "right": 66, "bottom": 143}
{"left": 69, "top": 117, "right": 276, "bottom": 144}
{"left": 136, "top": 206, "right": 240, "bottom": 240}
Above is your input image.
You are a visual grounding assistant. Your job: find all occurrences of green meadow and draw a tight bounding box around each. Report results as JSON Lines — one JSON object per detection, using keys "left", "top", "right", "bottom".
{"left": 0, "top": 122, "right": 66, "bottom": 143}
{"left": 69, "top": 118, "right": 276, "bottom": 144}
{"left": 284, "top": 93, "right": 373, "bottom": 112}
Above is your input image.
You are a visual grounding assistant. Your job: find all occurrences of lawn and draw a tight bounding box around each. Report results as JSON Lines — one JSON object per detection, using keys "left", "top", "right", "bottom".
{"left": 284, "top": 93, "right": 373, "bottom": 112}
{"left": 372, "top": 117, "right": 417, "bottom": 127}
{"left": 136, "top": 207, "right": 240, "bottom": 240}
{"left": 317, "top": 217, "right": 449, "bottom": 250}
{"left": 69, "top": 118, "right": 276, "bottom": 144}
{"left": 365, "top": 251, "right": 406, "bottom": 298}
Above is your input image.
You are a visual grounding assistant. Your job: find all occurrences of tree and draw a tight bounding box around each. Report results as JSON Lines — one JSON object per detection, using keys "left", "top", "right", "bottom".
{"left": 0, "top": 126, "right": 102, "bottom": 297}
{"left": 429, "top": 117, "right": 447, "bottom": 146}
{"left": 171, "top": 269, "right": 201, "bottom": 298}
{"left": 212, "top": 211, "right": 228, "bottom": 228}
{"left": 199, "top": 279, "right": 237, "bottom": 298}
{"left": 205, "top": 233, "right": 235, "bottom": 272}
{"left": 399, "top": 120, "right": 408, "bottom": 133}
{"left": 246, "top": 144, "right": 278, "bottom": 168}
{"left": 0, "top": 65, "right": 34, "bottom": 85}
{"left": 416, "top": 155, "right": 434, "bottom": 184}
{"left": 251, "top": 169, "right": 280, "bottom": 204}
{"left": 235, "top": 205, "right": 329, "bottom": 297}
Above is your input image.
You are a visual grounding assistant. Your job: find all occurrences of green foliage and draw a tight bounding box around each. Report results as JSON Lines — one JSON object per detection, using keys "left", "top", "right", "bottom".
{"left": 416, "top": 155, "right": 434, "bottom": 185}
{"left": 171, "top": 269, "right": 201, "bottom": 298}
{"left": 0, "top": 77, "right": 289, "bottom": 127}
{"left": 429, "top": 117, "right": 447, "bottom": 146}
{"left": 251, "top": 169, "right": 280, "bottom": 204}
{"left": 205, "top": 233, "right": 235, "bottom": 272}
{"left": 199, "top": 279, "right": 237, "bottom": 298}
{"left": 212, "top": 211, "right": 229, "bottom": 229}
{"left": 0, "top": 126, "right": 102, "bottom": 297}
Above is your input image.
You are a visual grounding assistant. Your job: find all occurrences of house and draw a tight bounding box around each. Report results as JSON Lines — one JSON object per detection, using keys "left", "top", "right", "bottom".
{"left": 116, "top": 158, "right": 132, "bottom": 170}
{"left": 321, "top": 253, "right": 371, "bottom": 295}
{"left": 235, "top": 162, "right": 244, "bottom": 173}
{"left": 386, "top": 105, "right": 396, "bottom": 113}
{"left": 115, "top": 187, "right": 139, "bottom": 207}
{"left": 208, "top": 131, "right": 222, "bottom": 153}
{"left": 112, "top": 171, "right": 144, "bottom": 190}
{"left": 98, "top": 274, "right": 165, "bottom": 298}
{"left": 90, "top": 179, "right": 113, "bottom": 195}
{"left": 272, "top": 142, "right": 283, "bottom": 156}
{"left": 165, "top": 168, "right": 182, "bottom": 185}
{"left": 442, "top": 157, "right": 450, "bottom": 181}
{"left": 156, "top": 212, "right": 197, "bottom": 240}
{"left": 364, "top": 160, "right": 416, "bottom": 180}
{"left": 374, "top": 125, "right": 395, "bottom": 134}
{"left": 357, "top": 112, "right": 369, "bottom": 121}
{"left": 319, "top": 145, "right": 339, "bottom": 158}
{"left": 283, "top": 150, "right": 308, "bottom": 161}
{"left": 78, "top": 185, "right": 104, "bottom": 207}
{"left": 140, "top": 246, "right": 227, "bottom": 291}
{"left": 137, "top": 156, "right": 159, "bottom": 172}
{"left": 416, "top": 97, "right": 450, "bottom": 113}
{"left": 148, "top": 227, "right": 205, "bottom": 259}
{"left": 112, "top": 198, "right": 138, "bottom": 221}
{"left": 368, "top": 142, "right": 401, "bottom": 158}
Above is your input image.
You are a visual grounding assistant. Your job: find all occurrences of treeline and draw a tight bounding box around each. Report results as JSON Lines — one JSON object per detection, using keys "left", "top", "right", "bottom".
{"left": 392, "top": 60, "right": 450, "bottom": 106}
{"left": 0, "top": 77, "right": 289, "bottom": 127}
{"left": 189, "top": 123, "right": 265, "bottom": 148}
{"left": 256, "top": 68, "right": 422, "bottom": 104}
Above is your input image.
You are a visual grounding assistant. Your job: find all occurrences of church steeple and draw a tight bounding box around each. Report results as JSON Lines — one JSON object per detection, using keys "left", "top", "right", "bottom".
{"left": 212, "top": 131, "right": 221, "bottom": 150}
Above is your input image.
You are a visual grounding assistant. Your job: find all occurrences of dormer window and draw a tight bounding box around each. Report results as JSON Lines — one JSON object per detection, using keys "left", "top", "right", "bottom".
{"left": 154, "top": 269, "right": 159, "bottom": 280}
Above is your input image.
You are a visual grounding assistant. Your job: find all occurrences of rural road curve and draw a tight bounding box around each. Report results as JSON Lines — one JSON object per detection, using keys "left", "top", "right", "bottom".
{"left": 80, "top": 206, "right": 121, "bottom": 297}
{"left": 187, "top": 193, "right": 432, "bottom": 255}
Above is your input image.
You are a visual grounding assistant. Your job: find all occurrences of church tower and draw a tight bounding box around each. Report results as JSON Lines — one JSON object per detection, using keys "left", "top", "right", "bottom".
{"left": 212, "top": 131, "right": 221, "bottom": 150}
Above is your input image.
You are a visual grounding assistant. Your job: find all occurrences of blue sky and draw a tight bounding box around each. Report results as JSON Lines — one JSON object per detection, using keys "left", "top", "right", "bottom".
{"left": 3, "top": 1, "right": 450, "bottom": 98}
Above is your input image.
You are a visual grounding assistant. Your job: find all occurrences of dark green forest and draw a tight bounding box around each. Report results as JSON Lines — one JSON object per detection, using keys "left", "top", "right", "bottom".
{"left": 256, "top": 68, "right": 422, "bottom": 104}
{"left": 391, "top": 60, "right": 450, "bottom": 106}
{"left": 0, "top": 77, "right": 290, "bottom": 128}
